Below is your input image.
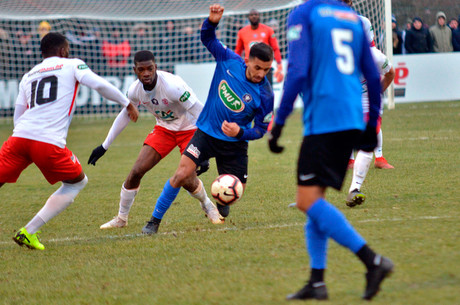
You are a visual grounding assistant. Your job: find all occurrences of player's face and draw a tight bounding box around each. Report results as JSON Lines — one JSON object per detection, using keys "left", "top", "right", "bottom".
{"left": 248, "top": 11, "right": 260, "bottom": 26}
{"left": 134, "top": 60, "right": 157, "bottom": 86}
{"left": 245, "top": 57, "right": 272, "bottom": 83}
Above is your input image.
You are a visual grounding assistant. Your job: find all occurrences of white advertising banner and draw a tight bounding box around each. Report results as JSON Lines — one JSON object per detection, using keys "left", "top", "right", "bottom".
{"left": 393, "top": 53, "right": 460, "bottom": 103}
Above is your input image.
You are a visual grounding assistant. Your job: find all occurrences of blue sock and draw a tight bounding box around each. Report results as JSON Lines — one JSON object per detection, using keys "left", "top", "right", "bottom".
{"left": 152, "top": 180, "right": 181, "bottom": 219}
{"left": 305, "top": 219, "right": 328, "bottom": 269}
{"left": 307, "top": 198, "right": 366, "bottom": 253}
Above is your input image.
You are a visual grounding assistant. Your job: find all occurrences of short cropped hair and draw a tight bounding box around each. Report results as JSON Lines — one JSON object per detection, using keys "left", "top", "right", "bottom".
{"left": 248, "top": 43, "right": 273, "bottom": 62}
{"left": 134, "top": 50, "right": 155, "bottom": 64}
{"left": 40, "top": 32, "right": 67, "bottom": 57}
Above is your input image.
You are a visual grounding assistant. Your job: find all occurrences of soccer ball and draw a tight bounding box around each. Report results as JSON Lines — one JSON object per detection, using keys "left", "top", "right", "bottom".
{"left": 211, "top": 174, "right": 243, "bottom": 206}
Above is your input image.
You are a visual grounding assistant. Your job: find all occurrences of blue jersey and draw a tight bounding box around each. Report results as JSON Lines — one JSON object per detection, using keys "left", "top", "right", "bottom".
{"left": 275, "top": 0, "right": 381, "bottom": 136}
{"left": 197, "top": 19, "right": 274, "bottom": 142}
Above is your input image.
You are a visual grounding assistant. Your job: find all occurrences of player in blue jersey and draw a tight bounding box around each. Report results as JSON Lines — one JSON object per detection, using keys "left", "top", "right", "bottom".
{"left": 140, "top": 4, "right": 274, "bottom": 234}
{"left": 268, "top": 0, "right": 393, "bottom": 301}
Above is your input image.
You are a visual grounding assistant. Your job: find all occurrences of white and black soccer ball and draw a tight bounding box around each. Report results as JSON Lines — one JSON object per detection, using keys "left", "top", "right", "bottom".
{"left": 211, "top": 174, "right": 243, "bottom": 206}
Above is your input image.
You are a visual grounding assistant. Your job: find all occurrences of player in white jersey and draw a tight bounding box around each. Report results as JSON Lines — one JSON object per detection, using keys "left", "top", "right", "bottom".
{"left": 89, "top": 50, "right": 223, "bottom": 231}
{"left": 346, "top": 46, "right": 395, "bottom": 207}
{"left": 346, "top": 1, "right": 395, "bottom": 170}
{"left": 0, "top": 33, "right": 139, "bottom": 250}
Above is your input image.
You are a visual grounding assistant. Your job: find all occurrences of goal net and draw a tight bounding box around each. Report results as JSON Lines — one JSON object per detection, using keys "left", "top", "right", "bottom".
{"left": 0, "top": 0, "right": 389, "bottom": 119}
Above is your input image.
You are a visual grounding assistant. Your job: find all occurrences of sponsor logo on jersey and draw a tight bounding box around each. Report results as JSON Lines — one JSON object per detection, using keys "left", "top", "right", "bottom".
{"left": 154, "top": 110, "right": 176, "bottom": 121}
{"left": 333, "top": 11, "right": 358, "bottom": 22}
{"left": 179, "top": 91, "right": 190, "bottom": 102}
{"left": 186, "top": 144, "right": 200, "bottom": 159}
{"left": 287, "top": 25, "right": 302, "bottom": 42}
{"left": 218, "top": 80, "right": 244, "bottom": 112}
{"left": 243, "top": 94, "right": 252, "bottom": 103}
{"left": 77, "top": 64, "right": 89, "bottom": 70}
{"left": 30, "top": 64, "right": 64, "bottom": 76}
{"left": 263, "top": 112, "right": 273, "bottom": 123}
{"left": 151, "top": 98, "right": 159, "bottom": 105}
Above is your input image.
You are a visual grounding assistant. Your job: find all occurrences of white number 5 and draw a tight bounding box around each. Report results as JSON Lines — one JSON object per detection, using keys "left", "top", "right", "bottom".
{"left": 332, "top": 29, "right": 354, "bottom": 74}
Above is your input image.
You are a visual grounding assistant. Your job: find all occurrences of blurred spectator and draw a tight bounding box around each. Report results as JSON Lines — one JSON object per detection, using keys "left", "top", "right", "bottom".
{"left": 235, "top": 9, "right": 284, "bottom": 84}
{"left": 405, "top": 17, "right": 433, "bottom": 54}
{"left": 102, "top": 26, "right": 131, "bottom": 77}
{"left": 156, "top": 20, "right": 177, "bottom": 72}
{"left": 38, "top": 21, "right": 51, "bottom": 40}
{"left": 12, "top": 29, "right": 40, "bottom": 75}
{"left": 401, "top": 18, "right": 412, "bottom": 54}
{"left": 448, "top": 18, "right": 458, "bottom": 30}
{"left": 429, "top": 11, "right": 453, "bottom": 52}
{"left": 0, "top": 28, "right": 10, "bottom": 78}
{"left": 453, "top": 15, "right": 460, "bottom": 51}
{"left": 178, "top": 25, "right": 200, "bottom": 62}
{"left": 392, "top": 15, "right": 403, "bottom": 54}
{"left": 131, "top": 23, "right": 153, "bottom": 54}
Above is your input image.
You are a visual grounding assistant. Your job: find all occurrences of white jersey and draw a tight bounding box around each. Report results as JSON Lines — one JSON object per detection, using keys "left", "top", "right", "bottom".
{"left": 101, "top": 71, "right": 203, "bottom": 149}
{"left": 359, "top": 15, "right": 375, "bottom": 46}
{"left": 13, "top": 56, "right": 130, "bottom": 148}
{"left": 128, "top": 71, "right": 201, "bottom": 131}
{"left": 361, "top": 47, "right": 392, "bottom": 114}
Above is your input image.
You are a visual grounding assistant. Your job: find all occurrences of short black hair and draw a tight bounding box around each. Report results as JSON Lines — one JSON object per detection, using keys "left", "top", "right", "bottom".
{"left": 134, "top": 50, "right": 155, "bottom": 64}
{"left": 40, "top": 32, "right": 67, "bottom": 57}
{"left": 248, "top": 43, "right": 273, "bottom": 62}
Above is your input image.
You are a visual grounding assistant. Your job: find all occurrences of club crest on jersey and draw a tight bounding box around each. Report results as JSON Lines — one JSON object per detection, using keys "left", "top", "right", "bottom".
{"left": 218, "top": 80, "right": 244, "bottom": 112}
{"left": 243, "top": 94, "right": 252, "bottom": 103}
{"left": 179, "top": 91, "right": 190, "bottom": 102}
{"left": 162, "top": 98, "right": 169, "bottom": 105}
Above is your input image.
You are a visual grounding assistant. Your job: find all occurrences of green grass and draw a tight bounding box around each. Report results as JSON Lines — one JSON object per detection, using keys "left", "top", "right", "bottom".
{"left": 1, "top": 101, "right": 459, "bottom": 305}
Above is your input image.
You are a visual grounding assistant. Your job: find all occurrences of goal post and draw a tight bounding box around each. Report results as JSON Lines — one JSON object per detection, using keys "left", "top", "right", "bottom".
{"left": 0, "top": 0, "right": 392, "bottom": 119}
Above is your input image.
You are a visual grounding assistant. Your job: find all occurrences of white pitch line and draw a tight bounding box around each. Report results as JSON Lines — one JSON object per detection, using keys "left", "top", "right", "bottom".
{"left": 0, "top": 215, "right": 456, "bottom": 246}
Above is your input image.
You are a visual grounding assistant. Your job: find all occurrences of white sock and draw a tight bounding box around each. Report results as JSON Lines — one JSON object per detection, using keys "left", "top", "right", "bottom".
{"left": 118, "top": 183, "right": 139, "bottom": 221}
{"left": 188, "top": 179, "right": 208, "bottom": 204}
{"left": 349, "top": 151, "right": 373, "bottom": 193}
{"left": 26, "top": 175, "right": 88, "bottom": 234}
{"left": 374, "top": 129, "right": 383, "bottom": 158}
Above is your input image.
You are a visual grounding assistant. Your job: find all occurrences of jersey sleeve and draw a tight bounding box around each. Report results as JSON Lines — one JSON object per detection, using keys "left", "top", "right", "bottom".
{"left": 201, "top": 18, "right": 242, "bottom": 62}
{"left": 166, "top": 75, "right": 201, "bottom": 111}
{"left": 267, "top": 27, "right": 283, "bottom": 64}
{"left": 126, "top": 82, "right": 140, "bottom": 106}
{"left": 76, "top": 60, "right": 130, "bottom": 107}
{"left": 239, "top": 82, "right": 274, "bottom": 141}
{"left": 14, "top": 78, "right": 28, "bottom": 125}
{"left": 370, "top": 47, "right": 392, "bottom": 75}
{"left": 275, "top": 7, "right": 311, "bottom": 126}
{"left": 360, "top": 34, "right": 382, "bottom": 127}
{"left": 235, "top": 29, "right": 244, "bottom": 56}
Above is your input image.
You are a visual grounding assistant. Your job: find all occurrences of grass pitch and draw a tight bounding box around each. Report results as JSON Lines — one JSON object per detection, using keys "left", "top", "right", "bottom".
{"left": 0, "top": 101, "right": 459, "bottom": 304}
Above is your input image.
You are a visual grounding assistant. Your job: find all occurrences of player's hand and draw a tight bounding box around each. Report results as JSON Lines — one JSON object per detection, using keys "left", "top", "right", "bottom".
{"left": 268, "top": 123, "right": 284, "bottom": 153}
{"left": 88, "top": 145, "right": 107, "bottom": 166}
{"left": 221, "top": 120, "right": 240, "bottom": 137}
{"left": 209, "top": 4, "right": 224, "bottom": 24}
{"left": 196, "top": 160, "right": 210, "bottom": 176}
{"left": 357, "top": 124, "right": 378, "bottom": 152}
{"left": 126, "top": 103, "right": 139, "bottom": 122}
{"left": 274, "top": 63, "right": 284, "bottom": 82}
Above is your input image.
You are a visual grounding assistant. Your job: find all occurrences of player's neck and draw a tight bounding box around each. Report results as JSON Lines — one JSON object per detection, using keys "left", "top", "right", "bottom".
{"left": 251, "top": 24, "right": 259, "bottom": 30}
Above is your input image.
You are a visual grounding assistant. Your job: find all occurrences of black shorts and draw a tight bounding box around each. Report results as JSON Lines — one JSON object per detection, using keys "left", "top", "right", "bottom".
{"left": 297, "top": 130, "right": 361, "bottom": 190}
{"left": 183, "top": 129, "right": 249, "bottom": 183}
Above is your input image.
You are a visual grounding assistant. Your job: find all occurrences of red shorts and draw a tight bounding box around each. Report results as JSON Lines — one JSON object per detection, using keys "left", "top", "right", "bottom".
{"left": 144, "top": 125, "right": 196, "bottom": 158}
{"left": 0, "top": 137, "right": 82, "bottom": 184}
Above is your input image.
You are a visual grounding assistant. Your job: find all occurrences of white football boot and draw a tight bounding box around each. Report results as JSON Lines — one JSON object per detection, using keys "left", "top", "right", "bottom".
{"left": 201, "top": 199, "right": 225, "bottom": 224}
{"left": 100, "top": 216, "right": 127, "bottom": 229}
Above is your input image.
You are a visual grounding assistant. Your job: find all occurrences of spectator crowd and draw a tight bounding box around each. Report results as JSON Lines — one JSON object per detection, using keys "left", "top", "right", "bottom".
{"left": 392, "top": 11, "right": 460, "bottom": 54}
